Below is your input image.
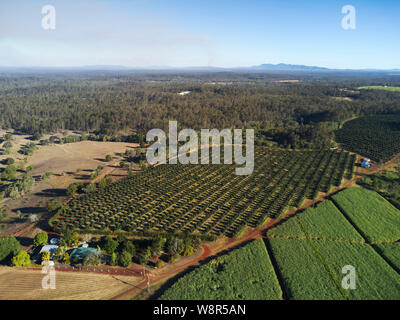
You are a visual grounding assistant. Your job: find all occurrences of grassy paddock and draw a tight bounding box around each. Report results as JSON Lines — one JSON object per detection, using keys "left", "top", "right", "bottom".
{"left": 375, "top": 242, "right": 400, "bottom": 271}
{"left": 332, "top": 188, "right": 400, "bottom": 243}
{"left": 359, "top": 86, "right": 400, "bottom": 92}
{"left": 267, "top": 238, "right": 400, "bottom": 300}
{"left": 158, "top": 239, "right": 283, "bottom": 300}
{"left": 266, "top": 200, "right": 364, "bottom": 242}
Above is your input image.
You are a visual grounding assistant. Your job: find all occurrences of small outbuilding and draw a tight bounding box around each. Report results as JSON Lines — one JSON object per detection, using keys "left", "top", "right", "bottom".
{"left": 178, "top": 91, "right": 191, "bottom": 96}
{"left": 361, "top": 158, "right": 372, "bottom": 168}
{"left": 50, "top": 238, "right": 59, "bottom": 245}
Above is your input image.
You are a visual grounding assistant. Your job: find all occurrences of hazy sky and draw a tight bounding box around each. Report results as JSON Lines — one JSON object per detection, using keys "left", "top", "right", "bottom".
{"left": 0, "top": 0, "right": 399, "bottom": 69}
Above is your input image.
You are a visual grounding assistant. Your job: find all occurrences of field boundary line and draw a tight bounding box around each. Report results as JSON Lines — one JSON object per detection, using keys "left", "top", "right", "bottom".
{"left": 263, "top": 238, "right": 288, "bottom": 300}
{"left": 371, "top": 244, "right": 400, "bottom": 275}
{"left": 329, "top": 197, "right": 369, "bottom": 243}
{"left": 295, "top": 217, "right": 350, "bottom": 300}
{"left": 330, "top": 196, "right": 400, "bottom": 276}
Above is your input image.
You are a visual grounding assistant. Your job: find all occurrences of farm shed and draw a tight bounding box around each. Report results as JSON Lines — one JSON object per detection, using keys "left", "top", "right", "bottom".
{"left": 178, "top": 91, "right": 191, "bottom": 96}
{"left": 50, "top": 238, "right": 59, "bottom": 245}
{"left": 361, "top": 158, "right": 371, "bottom": 168}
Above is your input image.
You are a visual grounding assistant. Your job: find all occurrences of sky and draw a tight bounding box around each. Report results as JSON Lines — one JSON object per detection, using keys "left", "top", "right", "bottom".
{"left": 0, "top": 0, "right": 399, "bottom": 69}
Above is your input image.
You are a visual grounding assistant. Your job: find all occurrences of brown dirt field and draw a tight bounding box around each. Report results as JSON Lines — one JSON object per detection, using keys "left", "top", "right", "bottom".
{"left": 28, "top": 141, "right": 137, "bottom": 176}
{"left": 0, "top": 266, "right": 141, "bottom": 300}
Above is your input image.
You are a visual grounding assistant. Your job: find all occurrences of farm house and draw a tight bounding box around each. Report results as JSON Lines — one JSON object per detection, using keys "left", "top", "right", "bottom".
{"left": 361, "top": 158, "right": 371, "bottom": 168}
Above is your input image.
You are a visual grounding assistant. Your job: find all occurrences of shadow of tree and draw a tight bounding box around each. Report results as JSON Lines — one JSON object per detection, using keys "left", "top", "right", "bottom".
{"left": 35, "top": 188, "right": 67, "bottom": 197}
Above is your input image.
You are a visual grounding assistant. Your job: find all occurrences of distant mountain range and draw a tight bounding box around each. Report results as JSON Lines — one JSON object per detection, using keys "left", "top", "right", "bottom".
{"left": 249, "top": 63, "right": 329, "bottom": 71}
{"left": 0, "top": 63, "right": 398, "bottom": 73}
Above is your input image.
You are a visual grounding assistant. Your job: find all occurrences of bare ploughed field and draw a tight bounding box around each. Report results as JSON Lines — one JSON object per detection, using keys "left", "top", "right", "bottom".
{"left": 0, "top": 267, "right": 141, "bottom": 300}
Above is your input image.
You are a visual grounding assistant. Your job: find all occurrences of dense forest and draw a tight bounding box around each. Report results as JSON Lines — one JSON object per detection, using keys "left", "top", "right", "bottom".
{"left": 1, "top": 71, "right": 400, "bottom": 149}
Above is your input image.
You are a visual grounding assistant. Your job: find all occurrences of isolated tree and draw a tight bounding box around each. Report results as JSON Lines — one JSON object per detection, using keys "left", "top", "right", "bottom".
{"left": 166, "top": 237, "right": 178, "bottom": 255}
{"left": 7, "top": 187, "right": 19, "bottom": 199}
{"left": 83, "top": 183, "right": 96, "bottom": 193}
{"left": 53, "top": 246, "right": 66, "bottom": 262}
{"left": 110, "top": 252, "right": 117, "bottom": 266}
{"left": 47, "top": 199, "right": 62, "bottom": 213}
{"left": 145, "top": 246, "right": 152, "bottom": 259}
{"left": 20, "top": 174, "right": 35, "bottom": 193}
{"left": 118, "top": 251, "right": 132, "bottom": 268}
{"left": 138, "top": 254, "right": 147, "bottom": 265}
{"left": 102, "top": 236, "right": 118, "bottom": 255}
{"left": 32, "top": 132, "right": 43, "bottom": 141}
{"left": 116, "top": 232, "right": 127, "bottom": 245}
{"left": 151, "top": 237, "right": 166, "bottom": 256}
{"left": 3, "top": 141, "right": 12, "bottom": 149}
{"left": 83, "top": 252, "right": 101, "bottom": 266}
{"left": 2, "top": 164, "right": 17, "bottom": 180}
{"left": 67, "top": 183, "right": 78, "bottom": 197}
{"left": 81, "top": 234, "right": 91, "bottom": 243}
{"left": 12, "top": 251, "right": 31, "bottom": 267}
{"left": 41, "top": 251, "right": 50, "bottom": 262}
{"left": 0, "top": 236, "right": 21, "bottom": 262}
{"left": 64, "top": 230, "right": 80, "bottom": 247}
{"left": 41, "top": 172, "right": 53, "bottom": 180}
{"left": 105, "top": 154, "right": 112, "bottom": 162}
{"left": 33, "top": 232, "right": 48, "bottom": 247}
{"left": 139, "top": 160, "right": 146, "bottom": 171}
{"left": 183, "top": 245, "right": 194, "bottom": 257}
{"left": 121, "top": 241, "right": 136, "bottom": 257}
{"left": 5, "top": 158, "right": 14, "bottom": 165}
{"left": 62, "top": 253, "right": 70, "bottom": 264}
{"left": 169, "top": 253, "right": 180, "bottom": 264}
{"left": 25, "top": 166, "right": 33, "bottom": 173}
{"left": 128, "top": 166, "right": 133, "bottom": 176}
{"left": 98, "top": 176, "right": 112, "bottom": 189}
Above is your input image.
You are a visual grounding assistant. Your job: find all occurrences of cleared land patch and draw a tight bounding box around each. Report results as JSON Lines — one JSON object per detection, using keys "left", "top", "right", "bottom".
{"left": 158, "top": 239, "right": 283, "bottom": 300}
{"left": 28, "top": 141, "right": 138, "bottom": 176}
{"left": 332, "top": 188, "right": 400, "bottom": 243}
{"left": 358, "top": 86, "right": 400, "bottom": 92}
